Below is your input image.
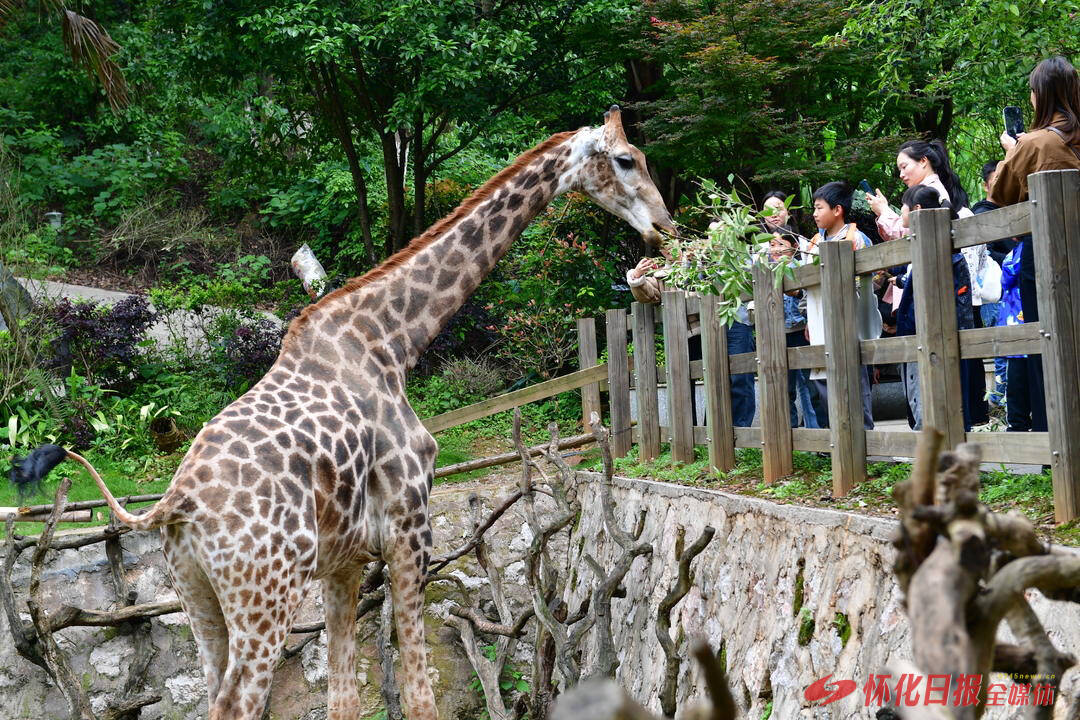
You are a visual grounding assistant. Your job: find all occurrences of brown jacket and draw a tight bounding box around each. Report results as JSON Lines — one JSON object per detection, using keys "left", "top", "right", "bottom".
{"left": 988, "top": 118, "right": 1080, "bottom": 205}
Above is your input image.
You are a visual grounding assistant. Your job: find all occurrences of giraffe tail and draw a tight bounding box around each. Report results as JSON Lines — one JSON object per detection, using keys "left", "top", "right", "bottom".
{"left": 9, "top": 444, "right": 176, "bottom": 530}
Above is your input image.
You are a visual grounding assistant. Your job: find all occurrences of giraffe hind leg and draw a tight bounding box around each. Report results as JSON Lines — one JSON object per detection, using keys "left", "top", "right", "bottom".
{"left": 163, "top": 527, "right": 229, "bottom": 705}
{"left": 324, "top": 571, "right": 364, "bottom": 720}
{"left": 207, "top": 555, "right": 312, "bottom": 719}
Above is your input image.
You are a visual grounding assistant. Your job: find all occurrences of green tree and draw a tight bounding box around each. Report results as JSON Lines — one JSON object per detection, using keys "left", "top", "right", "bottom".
{"left": 834, "top": 0, "right": 1080, "bottom": 139}
{"left": 237, "top": 0, "right": 634, "bottom": 261}
{"left": 626, "top": 0, "right": 899, "bottom": 201}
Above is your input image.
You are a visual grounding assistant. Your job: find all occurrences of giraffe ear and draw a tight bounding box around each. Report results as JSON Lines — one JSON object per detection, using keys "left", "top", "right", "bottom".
{"left": 601, "top": 104, "right": 627, "bottom": 148}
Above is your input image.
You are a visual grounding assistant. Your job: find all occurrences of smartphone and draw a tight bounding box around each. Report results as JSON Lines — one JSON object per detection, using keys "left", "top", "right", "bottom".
{"left": 1003, "top": 106, "right": 1025, "bottom": 139}
{"left": 858, "top": 179, "right": 873, "bottom": 195}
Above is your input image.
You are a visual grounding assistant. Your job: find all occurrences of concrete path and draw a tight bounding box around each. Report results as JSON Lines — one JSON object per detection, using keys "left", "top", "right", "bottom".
{"left": 19, "top": 276, "right": 282, "bottom": 348}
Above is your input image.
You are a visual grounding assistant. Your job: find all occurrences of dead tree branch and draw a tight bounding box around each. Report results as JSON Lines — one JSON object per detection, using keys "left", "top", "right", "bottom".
{"left": 657, "top": 526, "right": 716, "bottom": 716}
{"left": 691, "top": 641, "right": 738, "bottom": 720}
{"left": 2, "top": 516, "right": 48, "bottom": 674}
{"left": 26, "top": 476, "right": 97, "bottom": 719}
{"left": 891, "top": 428, "right": 1080, "bottom": 720}
{"left": 377, "top": 590, "right": 404, "bottom": 720}
{"left": 583, "top": 415, "right": 653, "bottom": 680}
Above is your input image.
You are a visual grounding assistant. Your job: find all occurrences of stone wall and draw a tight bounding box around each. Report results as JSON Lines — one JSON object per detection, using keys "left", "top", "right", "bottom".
{"left": 565, "top": 474, "right": 1080, "bottom": 719}
{"left": 2, "top": 472, "right": 1077, "bottom": 719}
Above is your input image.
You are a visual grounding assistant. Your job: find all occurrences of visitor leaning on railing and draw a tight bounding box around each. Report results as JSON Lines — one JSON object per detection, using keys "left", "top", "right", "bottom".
{"left": 626, "top": 255, "right": 757, "bottom": 427}
{"left": 986, "top": 54, "right": 1080, "bottom": 433}
{"left": 803, "top": 181, "right": 879, "bottom": 430}
{"left": 890, "top": 185, "right": 977, "bottom": 431}
{"left": 971, "top": 160, "right": 1013, "bottom": 408}
{"left": 761, "top": 191, "right": 824, "bottom": 429}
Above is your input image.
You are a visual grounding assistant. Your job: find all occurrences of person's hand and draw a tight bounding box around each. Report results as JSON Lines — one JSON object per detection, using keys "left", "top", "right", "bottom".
{"left": 629, "top": 256, "right": 659, "bottom": 281}
{"left": 867, "top": 189, "right": 889, "bottom": 217}
{"left": 999, "top": 131, "right": 1024, "bottom": 152}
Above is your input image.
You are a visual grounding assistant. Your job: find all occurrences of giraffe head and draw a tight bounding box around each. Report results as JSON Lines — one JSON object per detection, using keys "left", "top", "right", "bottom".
{"left": 560, "top": 105, "right": 675, "bottom": 248}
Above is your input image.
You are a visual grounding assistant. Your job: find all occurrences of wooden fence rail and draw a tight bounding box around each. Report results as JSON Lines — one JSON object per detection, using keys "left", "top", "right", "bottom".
{"left": 575, "top": 169, "right": 1080, "bottom": 523}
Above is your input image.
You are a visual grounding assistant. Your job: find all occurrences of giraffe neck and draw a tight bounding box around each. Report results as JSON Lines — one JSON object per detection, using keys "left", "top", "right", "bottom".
{"left": 287, "top": 133, "right": 578, "bottom": 383}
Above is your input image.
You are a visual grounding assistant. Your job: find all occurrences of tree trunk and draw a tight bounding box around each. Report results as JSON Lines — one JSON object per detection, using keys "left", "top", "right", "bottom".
{"left": 312, "top": 62, "right": 376, "bottom": 264}
{"left": 413, "top": 111, "right": 427, "bottom": 239}
{"left": 342, "top": 143, "right": 376, "bottom": 265}
{"left": 380, "top": 131, "right": 408, "bottom": 255}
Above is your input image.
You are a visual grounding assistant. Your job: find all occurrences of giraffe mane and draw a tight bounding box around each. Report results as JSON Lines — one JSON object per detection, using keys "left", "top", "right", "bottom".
{"left": 282, "top": 130, "right": 578, "bottom": 349}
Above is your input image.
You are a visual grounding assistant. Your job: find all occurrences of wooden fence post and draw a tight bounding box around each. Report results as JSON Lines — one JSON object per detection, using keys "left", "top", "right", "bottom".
{"left": 910, "top": 207, "right": 965, "bottom": 450}
{"left": 752, "top": 262, "right": 793, "bottom": 482}
{"left": 1029, "top": 169, "right": 1080, "bottom": 523}
{"left": 631, "top": 302, "right": 661, "bottom": 461}
{"left": 605, "top": 308, "right": 632, "bottom": 458}
{"left": 577, "top": 318, "right": 601, "bottom": 433}
{"left": 820, "top": 240, "right": 867, "bottom": 495}
{"left": 661, "top": 291, "right": 695, "bottom": 464}
{"left": 701, "top": 294, "right": 736, "bottom": 473}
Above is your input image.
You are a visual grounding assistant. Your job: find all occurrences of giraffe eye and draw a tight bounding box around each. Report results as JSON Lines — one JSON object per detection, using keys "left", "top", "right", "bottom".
{"left": 614, "top": 155, "right": 635, "bottom": 171}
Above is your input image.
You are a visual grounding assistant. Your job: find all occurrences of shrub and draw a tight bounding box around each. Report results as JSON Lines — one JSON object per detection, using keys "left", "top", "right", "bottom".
{"left": 215, "top": 314, "right": 286, "bottom": 390}
{"left": 437, "top": 357, "right": 506, "bottom": 399}
{"left": 489, "top": 299, "right": 579, "bottom": 381}
{"left": 42, "top": 294, "right": 157, "bottom": 388}
{"left": 418, "top": 300, "right": 500, "bottom": 376}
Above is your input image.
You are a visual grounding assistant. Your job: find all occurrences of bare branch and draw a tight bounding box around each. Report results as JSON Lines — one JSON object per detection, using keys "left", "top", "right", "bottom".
{"left": 26, "top": 477, "right": 97, "bottom": 719}
{"left": 377, "top": 590, "right": 404, "bottom": 720}
{"left": 450, "top": 605, "right": 535, "bottom": 638}
{"left": 427, "top": 488, "right": 525, "bottom": 577}
{"left": 691, "top": 641, "right": 738, "bottom": 720}
{"left": 658, "top": 526, "right": 716, "bottom": 716}
{"left": 446, "top": 615, "right": 511, "bottom": 720}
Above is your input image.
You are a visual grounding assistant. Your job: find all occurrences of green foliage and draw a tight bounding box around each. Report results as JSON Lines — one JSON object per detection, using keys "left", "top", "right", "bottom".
{"left": 634, "top": 0, "right": 900, "bottom": 198}
{"left": 662, "top": 181, "right": 795, "bottom": 326}
{"left": 832, "top": 612, "right": 851, "bottom": 648}
{"left": 1, "top": 225, "right": 73, "bottom": 276}
{"left": 792, "top": 563, "right": 805, "bottom": 616}
{"left": 467, "top": 643, "right": 530, "bottom": 716}
{"left": 480, "top": 192, "right": 636, "bottom": 380}
{"left": 797, "top": 606, "right": 815, "bottom": 646}
{"left": 2, "top": 122, "right": 189, "bottom": 226}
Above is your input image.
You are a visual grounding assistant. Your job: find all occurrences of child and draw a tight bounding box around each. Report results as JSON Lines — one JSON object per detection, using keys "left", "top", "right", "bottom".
{"left": 803, "top": 182, "right": 880, "bottom": 429}
{"left": 765, "top": 234, "right": 822, "bottom": 428}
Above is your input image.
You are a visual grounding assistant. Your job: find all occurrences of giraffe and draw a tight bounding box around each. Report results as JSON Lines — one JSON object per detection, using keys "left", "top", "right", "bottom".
{"left": 16, "top": 106, "right": 673, "bottom": 720}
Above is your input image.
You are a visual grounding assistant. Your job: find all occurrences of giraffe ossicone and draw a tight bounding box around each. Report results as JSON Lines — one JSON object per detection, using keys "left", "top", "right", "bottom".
{"left": 19, "top": 105, "right": 672, "bottom": 720}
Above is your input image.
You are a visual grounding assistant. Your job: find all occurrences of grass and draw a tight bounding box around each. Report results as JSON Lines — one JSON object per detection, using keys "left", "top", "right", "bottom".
{"left": 574, "top": 442, "right": 1074, "bottom": 546}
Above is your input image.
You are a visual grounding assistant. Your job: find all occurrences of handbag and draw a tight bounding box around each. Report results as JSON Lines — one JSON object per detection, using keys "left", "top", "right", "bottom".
{"left": 977, "top": 252, "right": 1003, "bottom": 304}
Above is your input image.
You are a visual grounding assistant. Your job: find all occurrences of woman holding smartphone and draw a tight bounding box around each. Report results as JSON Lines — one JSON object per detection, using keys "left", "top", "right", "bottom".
{"left": 866, "top": 139, "right": 971, "bottom": 242}
{"left": 987, "top": 55, "right": 1080, "bottom": 432}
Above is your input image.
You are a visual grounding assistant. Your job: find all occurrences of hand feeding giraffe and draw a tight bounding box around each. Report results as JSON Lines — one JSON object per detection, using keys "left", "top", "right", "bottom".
{"left": 13, "top": 106, "right": 673, "bottom": 720}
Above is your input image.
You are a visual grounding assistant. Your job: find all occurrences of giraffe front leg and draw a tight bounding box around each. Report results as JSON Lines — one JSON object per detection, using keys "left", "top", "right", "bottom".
{"left": 385, "top": 523, "right": 437, "bottom": 720}
{"left": 323, "top": 572, "right": 364, "bottom": 720}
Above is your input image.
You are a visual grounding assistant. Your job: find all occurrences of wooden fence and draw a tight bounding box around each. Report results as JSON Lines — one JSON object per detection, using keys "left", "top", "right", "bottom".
{"left": 576, "top": 169, "right": 1080, "bottom": 523}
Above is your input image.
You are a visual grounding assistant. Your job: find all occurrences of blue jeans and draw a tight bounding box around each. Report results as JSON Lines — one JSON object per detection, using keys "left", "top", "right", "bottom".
{"left": 980, "top": 302, "right": 1007, "bottom": 406}
{"left": 786, "top": 330, "right": 819, "bottom": 428}
{"left": 728, "top": 321, "right": 756, "bottom": 426}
